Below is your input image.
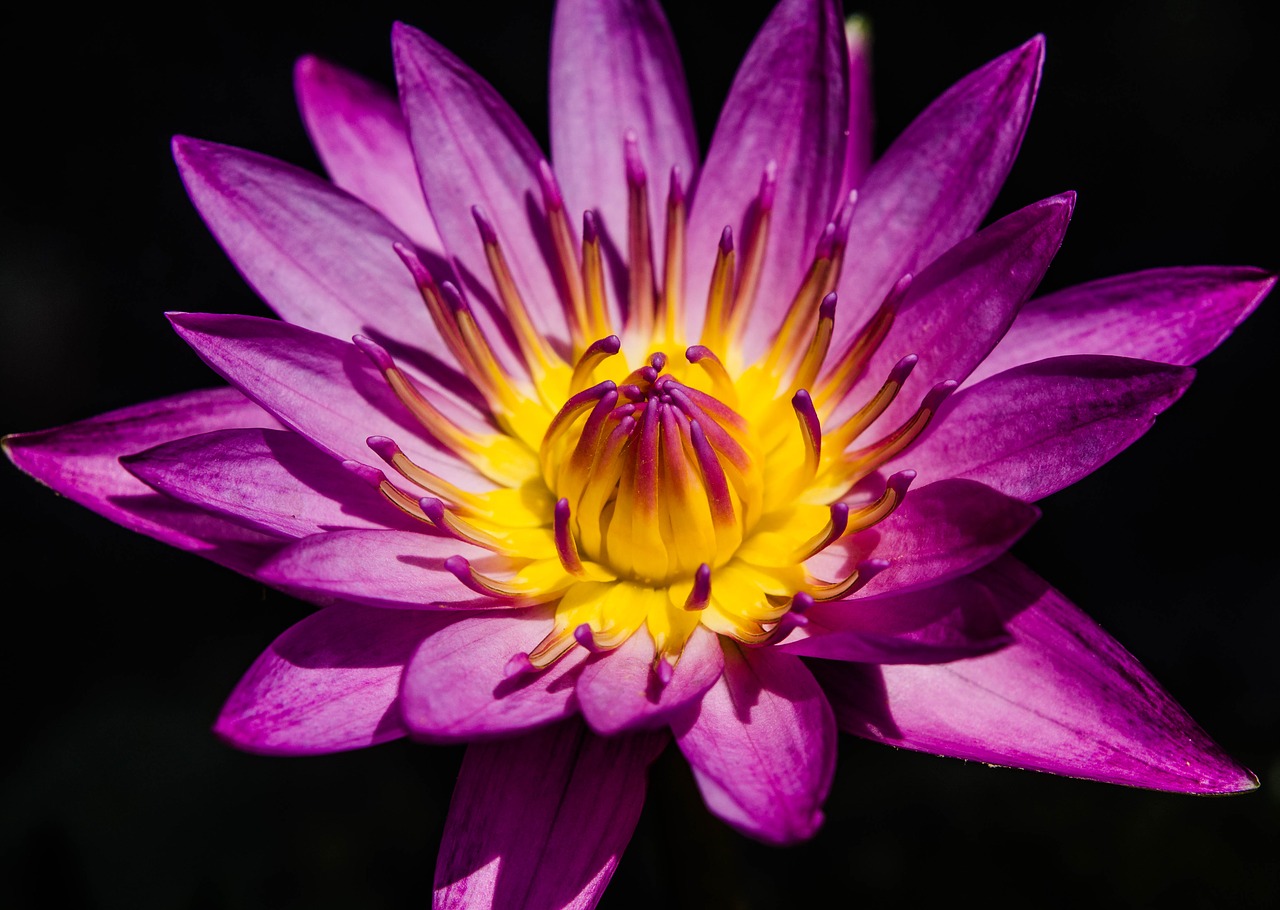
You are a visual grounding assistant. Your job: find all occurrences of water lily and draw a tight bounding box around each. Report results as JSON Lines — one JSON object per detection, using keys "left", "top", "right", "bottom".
{"left": 5, "top": 0, "right": 1269, "bottom": 906}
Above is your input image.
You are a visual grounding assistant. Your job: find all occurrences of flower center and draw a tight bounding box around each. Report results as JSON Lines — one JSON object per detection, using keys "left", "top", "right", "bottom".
{"left": 353, "top": 137, "right": 952, "bottom": 678}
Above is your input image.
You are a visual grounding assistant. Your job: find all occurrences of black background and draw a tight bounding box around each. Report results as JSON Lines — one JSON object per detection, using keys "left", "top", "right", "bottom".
{"left": 2, "top": 1, "right": 1277, "bottom": 907}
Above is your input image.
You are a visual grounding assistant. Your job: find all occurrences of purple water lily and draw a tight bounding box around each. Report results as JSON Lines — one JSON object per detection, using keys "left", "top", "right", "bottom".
{"left": 5, "top": 0, "right": 1270, "bottom": 906}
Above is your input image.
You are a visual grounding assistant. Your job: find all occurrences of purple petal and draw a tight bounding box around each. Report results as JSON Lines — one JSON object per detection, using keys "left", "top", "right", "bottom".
{"left": 293, "top": 55, "right": 442, "bottom": 249}
{"left": 775, "top": 573, "right": 1012, "bottom": 663}
{"left": 842, "top": 192, "right": 1074, "bottom": 429}
{"left": 970, "top": 266, "right": 1277, "bottom": 384}
{"left": 392, "top": 23, "right": 569, "bottom": 345}
{"left": 684, "top": 0, "right": 847, "bottom": 350}
{"left": 813, "top": 555, "right": 1257, "bottom": 794}
{"left": 215, "top": 604, "right": 453, "bottom": 755}
{"left": 256, "top": 529, "right": 492, "bottom": 611}
{"left": 833, "top": 36, "right": 1043, "bottom": 343}
{"left": 841, "top": 15, "right": 875, "bottom": 191}
{"left": 818, "top": 478, "right": 1039, "bottom": 599}
{"left": 167, "top": 311, "right": 486, "bottom": 487}
{"left": 576, "top": 625, "right": 724, "bottom": 734}
{"left": 674, "top": 643, "right": 836, "bottom": 844}
{"left": 4, "top": 387, "right": 283, "bottom": 572}
{"left": 888, "top": 355, "right": 1195, "bottom": 499}
{"left": 434, "top": 718, "right": 667, "bottom": 910}
{"left": 549, "top": 0, "right": 698, "bottom": 257}
{"left": 122, "top": 427, "right": 424, "bottom": 538}
{"left": 172, "top": 137, "right": 455, "bottom": 373}
{"left": 400, "top": 608, "right": 589, "bottom": 742}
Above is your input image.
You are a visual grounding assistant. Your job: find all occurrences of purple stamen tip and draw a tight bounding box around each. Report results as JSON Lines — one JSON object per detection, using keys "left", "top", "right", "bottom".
{"left": 924, "top": 380, "right": 960, "bottom": 410}
{"left": 582, "top": 209, "right": 599, "bottom": 243}
{"left": 341, "top": 459, "right": 386, "bottom": 487}
{"left": 574, "top": 623, "right": 599, "bottom": 651}
{"left": 859, "top": 558, "right": 891, "bottom": 581}
{"left": 555, "top": 497, "right": 571, "bottom": 524}
{"left": 815, "top": 221, "right": 838, "bottom": 259}
{"left": 684, "top": 345, "right": 712, "bottom": 364}
{"left": 619, "top": 383, "right": 644, "bottom": 400}
{"left": 819, "top": 291, "right": 838, "bottom": 320}
{"left": 829, "top": 501, "right": 850, "bottom": 537}
{"left": 438, "top": 280, "right": 468, "bottom": 313}
{"left": 503, "top": 652, "right": 535, "bottom": 679}
{"left": 352, "top": 334, "right": 395, "bottom": 371}
{"left": 685, "top": 562, "right": 712, "bottom": 610}
{"left": 668, "top": 166, "right": 685, "bottom": 205}
{"left": 536, "top": 159, "right": 564, "bottom": 210}
{"left": 392, "top": 242, "right": 435, "bottom": 289}
{"left": 623, "top": 130, "right": 646, "bottom": 186}
{"left": 594, "top": 334, "right": 622, "bottom": 355}
{"left": 419, "top": 497, "right": 447, "bottom": 524}
{"left": 365, "top": 435, "right": 401, "bottom": 464}
{"left": 887, "top": 470, "right": 917, "bottom": 497}
{"left": 719, "top": 225, "right": 734, "bottom": 254}
{"left": 655, "top": 657, "right": 675, "bottom": 686}
{"left": 648, "top": 351, "right": 667, "bottom": 372}
{"left": 791, "top": 591, "right": 816, "bottom": 615}
{"left": 758, "top": 160, "right": 778, "bottom": 209}
{"left": 471, "top": 205, "right": 498, "bottom": 245}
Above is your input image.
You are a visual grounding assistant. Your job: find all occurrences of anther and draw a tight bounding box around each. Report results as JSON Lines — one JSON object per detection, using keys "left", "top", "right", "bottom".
{"left": 684, "top": 563, "right": 712, "bottom": 611}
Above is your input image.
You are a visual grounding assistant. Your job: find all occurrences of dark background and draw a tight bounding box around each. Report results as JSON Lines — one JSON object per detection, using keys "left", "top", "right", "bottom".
{"left": 2, "top": 0, "right": 1277, "bottom": 907}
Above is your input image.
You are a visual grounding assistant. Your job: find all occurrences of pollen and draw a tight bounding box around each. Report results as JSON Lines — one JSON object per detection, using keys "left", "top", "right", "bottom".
{"left": 359, "top": 142, "right": 948, "bottom": 681}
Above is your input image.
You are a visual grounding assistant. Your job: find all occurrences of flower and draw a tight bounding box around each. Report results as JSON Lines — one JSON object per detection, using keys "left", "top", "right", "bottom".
{"left": 4, "top": 0, "right": 1270, "bottom": 906}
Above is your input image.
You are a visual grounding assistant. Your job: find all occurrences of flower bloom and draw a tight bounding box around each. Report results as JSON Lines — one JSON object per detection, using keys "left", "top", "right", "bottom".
{"left": 6, "top": 0, "right": 1270, "bottom": 906}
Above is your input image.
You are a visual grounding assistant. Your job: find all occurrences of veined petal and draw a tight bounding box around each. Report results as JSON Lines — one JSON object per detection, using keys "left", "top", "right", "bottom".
{"left": 842, "top": 192, "right": 1074, "bottom": 427}
{"left": 833, "top": 36, "right": 1043, "bottom": 342}
{"left": 674, "top": 643, "right": 835, "bottom": 845}
{"left": 167, "top": 312, "right": 488, "bottom": 488}
{"left": 970, "top": 266, "right": 1277, "bottom": 385}
{"left": 173, "top": 137, "right": 457, "bottom": 375}
{"left": 550, "top": 0, "right": 698, "bottom": 253}
{"left": 294, "top": 54, "right": 443, "bottom": 250}
{"left": 256, "top": 529, "right": 492, "bottom": 611}
{"left": 888, "top": 355, "right": 1194, "bottom": 499}
{"left": 3, "top": 388, "right": 283, "bottom": 572}
{"left": 821, "top": 478, "right": 1039, "bottom": 599}
{"left": 401, "top": 608, "right": 589, "bottom": 742}
{"left": 122, "top": 427, "right": 424, "bottom": 538}
{"left": 684, "top": 0, "right": 847, "bottom": 350}
{"left": 576, "top": 625, "right": 724, "bottom": 735}
{"left": 813, "top": 556, "right": 1257, "bottom": 794}
{"left": 215, "top": 604, "right": 452, "bottom": 755}
{"left": 775, "top": 573, "right": 1011, "bottom": 663}
{"left": 434, "top": 718, "right": 667, "bottom": 910}
{"left": 392, "top": 22, "right": 570, "bottom": 345}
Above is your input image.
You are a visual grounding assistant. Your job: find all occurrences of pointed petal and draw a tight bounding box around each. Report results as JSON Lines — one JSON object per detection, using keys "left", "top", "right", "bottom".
{"left": 122, "top": 427, "right": 423, "bottom": 538}
{"left": 813, "top": 556, "right": 1257, "bottom": 794}
{"left": 167, "top": 311, "right": 487, "bottom": 488}
{"left": 392, "top": 23, "right": 569, "bottom": 343}
{"left": 888, "top": 355, "right": 1194, "bottom": 499}
{"left": 256, "top": 529, "right": 492, "bottom": 610}
{"left": 434, "top": 718, "right": 667, "bottom": 910}
{"left": 775, "top": 573, "right": 1011, "bottom": 663}
{"left": 401, "top": 608, "right": 589, "bottom": 742}
{"left": 172, "top": 137, "right": 454, "bottom": 368}
{"left": 970, "top": 266, "right": 1277, "bottom": 384}
{"left": 674, "top": 643, "right": 836, "bottom": 844}
{"left": 843, "top": 192, "right": 1074, "bottom": 428}
{"left": 841, "top": 14, "right": 875, "bottom": 191}
{"left": 577, "top": 625, "right": 724, "bottom": 735}
{"left": 4, "top": 388, "right": 283, "bottom": 571}
{"left": 550, "top": 0, "right": 698, "bottom": 251}
{"left": 833, "top": 36, "right": 1043, "bottom": 343}
{"left": 684, "top": 0, "right": 847, "bottom": 347}
{"left": 214, "top": 604, "right": 452, "bottom": 755}
{"left": 817, "top": 478, "right": 1039, "bottom": 599}
{"left": 293, "top": 54, "right": 442, "bottom": 249}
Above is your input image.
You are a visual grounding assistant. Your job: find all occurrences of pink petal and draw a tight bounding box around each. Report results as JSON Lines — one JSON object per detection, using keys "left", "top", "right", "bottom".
{"left": 392, "top": 23, "right": 570, "bottom": 346}
{"left": 256, "top": 529, "right": 492, "bottom": 611}
{"left": 550, "top": 0, "right": 698, "bottom": 258}
{"left": 293, "top": 54, "right": 443, "bottom": 250}
{"left": 833, "top": 36, "right": 1043, "bottom": 344}
{"left": 970, "top": 266, "right": 1277, "bottom": 385}
{"left": 684, "top": 0, "right": 848, "bottom": 351}
{"left": 172, "top": 137, "right": 452, "bottom": 367}
{"left": 674, "top": 643, "right": 836, "bottom": 845}
{"left": 122, "top": 427, "right": 423, "bottom": 538}
{"left": 167, "top": 311, "right": 487, "bottom": 488}
{"left": 434, "top": 718, "right": 667, "bottom": 910}
{"left": 775, "top": 573, "right": 1011, "bottom": 663}
{"left": 400, "top": 608, "right": 589, "bottom": 742}
{"left": 215, "top": 604, "right": 453, "bottom": 755}
{"left": 888, "top": 355, "right": 1194, "bottom": 499}
{"left": 576, "top": 625, "right": 724, "bottom": 735}
{"left": 813, "top": 556, "right": 1257, "bottom": 794}
{"left": 842, "top": 192, "right": 1074, "bottom": 429}
{"left": 821, "top": 478, "right": 1039, "bottom": 599}
{"left": 4, "top": 387, "right": 282, "bottom": 571}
